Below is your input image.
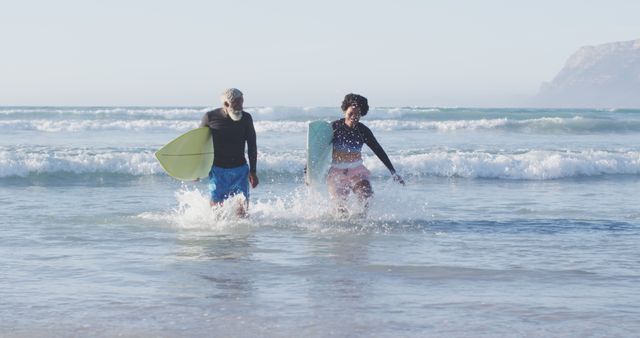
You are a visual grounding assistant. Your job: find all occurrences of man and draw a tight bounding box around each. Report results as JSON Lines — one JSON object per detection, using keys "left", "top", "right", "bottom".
{"left": 200, "top": 88, "right": 258, "bottom": 216}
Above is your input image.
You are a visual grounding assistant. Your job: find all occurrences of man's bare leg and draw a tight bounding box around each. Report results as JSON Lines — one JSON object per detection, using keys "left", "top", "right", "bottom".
{"left": 210, "top": 199, "right": 248, "bottom": 218}
{"left": 236, "top": 198, "right": 248, "bottom": 218}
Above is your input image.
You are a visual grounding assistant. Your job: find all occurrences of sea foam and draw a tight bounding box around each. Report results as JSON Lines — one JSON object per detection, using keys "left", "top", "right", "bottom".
{"left": 1, "top": 147, "right": 638, "bottom": 180}
{"left": 3, "top": 117, "right": 639, "bottom": 134}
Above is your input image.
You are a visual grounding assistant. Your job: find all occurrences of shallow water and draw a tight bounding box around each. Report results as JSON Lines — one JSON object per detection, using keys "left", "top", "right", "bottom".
{"left": 1, "top": 106, "right": 639, "bottom": 337}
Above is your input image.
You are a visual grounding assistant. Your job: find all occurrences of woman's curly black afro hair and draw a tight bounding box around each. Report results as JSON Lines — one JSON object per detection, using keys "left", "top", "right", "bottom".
{"left": 341, "top": 93, "right": 369, "bottom": 116}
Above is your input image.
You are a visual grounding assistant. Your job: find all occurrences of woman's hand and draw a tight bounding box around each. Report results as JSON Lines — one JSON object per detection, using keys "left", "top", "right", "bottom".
{"left": 392, "top": 173, "right": 405, "bottom": 185}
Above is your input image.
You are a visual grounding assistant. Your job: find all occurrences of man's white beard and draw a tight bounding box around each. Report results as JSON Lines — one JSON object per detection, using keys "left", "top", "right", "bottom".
{"left": 228, "top": 109, "right": 243, "bottom": 121}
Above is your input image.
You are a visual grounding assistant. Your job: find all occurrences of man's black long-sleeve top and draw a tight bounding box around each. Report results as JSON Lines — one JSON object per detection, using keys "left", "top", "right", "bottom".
{"left": 200, "top": 108, "right": 257, "bottom": 173}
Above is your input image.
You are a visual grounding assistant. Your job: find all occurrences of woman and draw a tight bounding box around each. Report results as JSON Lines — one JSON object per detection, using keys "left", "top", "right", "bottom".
{"left": 328, "top": 93, "right": 404, "bottom": 214}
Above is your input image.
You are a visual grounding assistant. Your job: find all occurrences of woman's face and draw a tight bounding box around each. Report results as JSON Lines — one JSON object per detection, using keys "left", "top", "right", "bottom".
{"left": 344, "top": 105, "right": 361, "bottom": 126}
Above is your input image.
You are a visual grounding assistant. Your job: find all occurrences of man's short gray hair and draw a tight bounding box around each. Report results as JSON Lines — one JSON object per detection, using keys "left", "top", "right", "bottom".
{"left": 221, "top": 88, "right": 243, "bottom": 103}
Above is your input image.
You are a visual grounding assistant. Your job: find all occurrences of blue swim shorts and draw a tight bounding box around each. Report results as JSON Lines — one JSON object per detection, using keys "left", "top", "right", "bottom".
{"left": 208, "top": 164, "right": 250, "bottom": 203}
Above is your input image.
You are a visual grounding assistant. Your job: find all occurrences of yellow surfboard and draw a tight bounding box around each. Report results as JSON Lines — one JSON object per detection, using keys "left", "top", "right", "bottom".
{"left": 155, "top": 127, "right": 213, "bottom": 180}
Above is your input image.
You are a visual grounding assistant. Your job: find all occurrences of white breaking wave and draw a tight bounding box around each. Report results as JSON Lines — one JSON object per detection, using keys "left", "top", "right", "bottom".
{"left": 0, "top": 149, "right": 160, "bottom": 177}
{"left": 3, "top": 116, "right": 639, "bottom": 133}
{"left": 0, "top": 119, "right": 199, "bottom": 132}
{"left": 1, "top": 147, "right": 639, "bottom": 180}
{"left": 365, "top": 119, "right": 510, "bottom": 131}
{"left": 0, "top": 119, "right": 310, "bottom": 133}
{"left": 367, "top": 116, "right": 640, "bottom": 133}
{"left": 254, "top": 121, "right": 309, "bottom": 133}
{"left": 0, "top": 107, "right": 210, "bottom": 118}
{"left": 365, "top": 149, "right": 640, "bottom": 180}
{"left": 0, "top": 106, "right": 334, "bottom": 120}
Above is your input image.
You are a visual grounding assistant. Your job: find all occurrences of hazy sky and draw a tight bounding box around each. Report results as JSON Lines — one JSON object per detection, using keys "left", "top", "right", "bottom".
{"left": 1, "top": 0, "right": 639, "bottom": 106}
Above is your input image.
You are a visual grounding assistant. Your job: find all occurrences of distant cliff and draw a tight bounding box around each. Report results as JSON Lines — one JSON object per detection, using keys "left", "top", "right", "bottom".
{"left": 534, "top": 39, "right": 640, "bottom": 108}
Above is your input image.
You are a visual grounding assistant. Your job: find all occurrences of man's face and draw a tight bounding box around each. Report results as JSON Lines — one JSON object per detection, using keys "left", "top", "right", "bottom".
{"left": 225, "top": 96, "right": 244, "bottom": 112}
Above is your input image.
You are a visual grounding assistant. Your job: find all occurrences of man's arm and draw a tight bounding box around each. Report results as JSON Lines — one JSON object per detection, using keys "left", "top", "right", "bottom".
{"left": 200, "top": 112, "right": 209, "bottom": 128}
{"left": 246, "top": 114, "right": 259, "bottom": 188}
{"left": 246, "top": 115, "right": 257, "bottom": 172}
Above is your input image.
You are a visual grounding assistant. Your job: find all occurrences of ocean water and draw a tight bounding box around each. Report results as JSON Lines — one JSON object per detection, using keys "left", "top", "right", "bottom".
{"left": 1, "top": 106, "right": 639, "bottom": 337}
